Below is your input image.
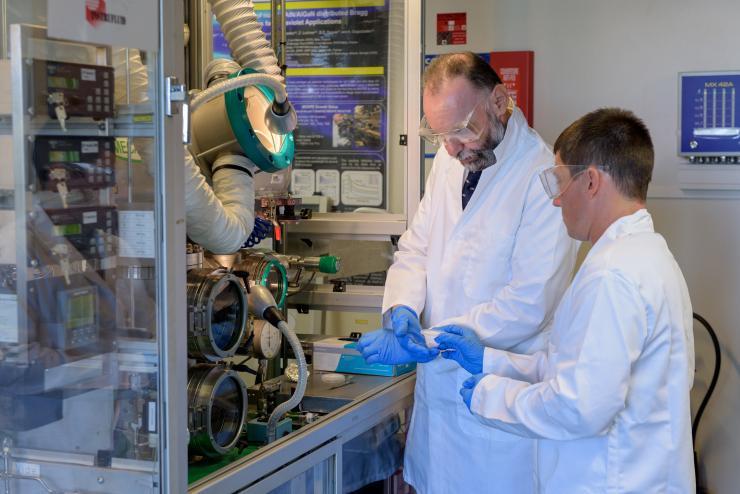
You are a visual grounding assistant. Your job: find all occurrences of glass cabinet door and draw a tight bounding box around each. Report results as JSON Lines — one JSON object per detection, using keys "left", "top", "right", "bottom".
{"left": 0, "top": 1, "right": 186, "bottom": 492}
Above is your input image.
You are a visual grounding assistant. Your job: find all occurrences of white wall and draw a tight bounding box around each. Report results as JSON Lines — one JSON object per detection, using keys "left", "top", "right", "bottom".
{"left": 423, "top": 1, "right": 740, "bottom": 492}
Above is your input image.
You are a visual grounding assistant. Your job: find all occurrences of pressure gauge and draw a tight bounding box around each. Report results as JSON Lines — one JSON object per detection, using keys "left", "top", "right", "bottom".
{"left": 251, "top": 319, "right": 282, "bottom": 359}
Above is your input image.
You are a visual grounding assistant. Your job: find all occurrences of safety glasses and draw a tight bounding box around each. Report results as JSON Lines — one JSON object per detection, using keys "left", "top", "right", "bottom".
{"left": 538, "top": 165, "right": 589, "bottom": 200}
{"left": 418, "top": 98, "right": 488, "bottom": 146}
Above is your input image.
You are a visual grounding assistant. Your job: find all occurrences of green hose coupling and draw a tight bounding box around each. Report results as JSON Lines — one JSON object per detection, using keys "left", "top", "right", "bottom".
{"left": 318, "top": 255, "right": 341, "bottom": 274}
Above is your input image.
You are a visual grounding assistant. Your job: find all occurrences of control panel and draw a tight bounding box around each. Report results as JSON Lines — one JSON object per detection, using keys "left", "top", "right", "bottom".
{"left": 54, "top": 283, "right": 99, "bottom": 349}
{"left": 33, "top": 136, "right": 116, "bottom": 191}
{"left": 33, "top": 59, "right": 115, "bottom": 121}
{"left": 28, "top": 274, "right": 101, "bottom": 351}
{"left": 42, "top": 206, "right": 118, "bottom": 260}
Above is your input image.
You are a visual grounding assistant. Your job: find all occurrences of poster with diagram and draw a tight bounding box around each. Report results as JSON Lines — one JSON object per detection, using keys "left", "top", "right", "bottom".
{"left": 214, "top": 0, "right": 389, "bottom": 211}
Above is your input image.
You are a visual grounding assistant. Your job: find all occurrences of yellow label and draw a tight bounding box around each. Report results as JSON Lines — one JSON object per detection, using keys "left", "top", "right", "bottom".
{"left": 287, "top": 67, "right": 384, "bottom": 76}
{"left": 254, "top": 0, "right": 385, "bottom": 10}
{"left": 115, "top": 138, "right": 143, "bottom": 163}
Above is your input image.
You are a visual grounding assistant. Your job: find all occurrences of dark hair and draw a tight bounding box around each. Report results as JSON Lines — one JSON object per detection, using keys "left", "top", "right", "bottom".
{"left": 554, "top": 108, "right": 654, "bottom": 201}
{"left": 423, "top": 52, "right": 502, "bottom": 94}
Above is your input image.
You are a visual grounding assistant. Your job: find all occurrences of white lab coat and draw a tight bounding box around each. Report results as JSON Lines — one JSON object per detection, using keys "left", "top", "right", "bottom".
{"left": 471, "top": 210, "right": 695, "bottom": 493}
{"left": 383, "top": 108, "right": 577, "bottom": 493}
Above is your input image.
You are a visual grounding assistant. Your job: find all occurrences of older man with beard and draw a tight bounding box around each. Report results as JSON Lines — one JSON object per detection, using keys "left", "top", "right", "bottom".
{"left": 357, "top": 52, "right": 578, "bottom": 493}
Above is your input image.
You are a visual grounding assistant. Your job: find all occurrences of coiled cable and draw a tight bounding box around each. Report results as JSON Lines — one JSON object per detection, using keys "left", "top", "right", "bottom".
{"left": 244, "top": 217, "right": 274, "bottom": 248}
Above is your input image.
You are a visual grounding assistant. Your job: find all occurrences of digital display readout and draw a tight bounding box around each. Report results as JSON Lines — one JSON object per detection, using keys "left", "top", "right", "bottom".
{"left": 53, "top": 224, "right": 82, "bottom": 236}
{"left": 48, "top": 150, "right": 81, "bottom": 163}
{"left": 48, "top": 76, "right": 79, "bottom": 89}
{"left": 65, "top": 292, "right": 95, "bottom": 330}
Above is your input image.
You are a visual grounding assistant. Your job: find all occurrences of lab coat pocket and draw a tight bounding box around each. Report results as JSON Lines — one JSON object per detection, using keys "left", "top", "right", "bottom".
{"left": 463, "top": 232, "right": 516, "bottom": 300}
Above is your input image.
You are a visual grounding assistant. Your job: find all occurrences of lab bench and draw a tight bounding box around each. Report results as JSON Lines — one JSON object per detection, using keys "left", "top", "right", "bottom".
{"left": 188, "top": 371, "right": 416, "bottom": 494}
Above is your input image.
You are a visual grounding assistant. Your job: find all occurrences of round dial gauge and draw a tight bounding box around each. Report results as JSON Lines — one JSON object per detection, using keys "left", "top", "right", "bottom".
{"left": 252, "top": 319, "right": 282, "bottom": 359}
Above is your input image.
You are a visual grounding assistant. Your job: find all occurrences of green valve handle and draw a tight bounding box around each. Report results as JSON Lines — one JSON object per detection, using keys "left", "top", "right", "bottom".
{"left": 318, "top": 255, "right": 341, "bottom": 274}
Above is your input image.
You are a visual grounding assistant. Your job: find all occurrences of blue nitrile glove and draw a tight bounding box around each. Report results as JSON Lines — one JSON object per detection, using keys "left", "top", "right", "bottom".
{"left": 434, "top": 325, "right": 484, "bottom": 374}
{"left": 460, "top": 373, "right": 486, "bottom": 410}
{"left": 389, "top": 306, "right": 438, "bottom": 363}
{"left": 356, "top": 328, "right": 438, "bottom": 365}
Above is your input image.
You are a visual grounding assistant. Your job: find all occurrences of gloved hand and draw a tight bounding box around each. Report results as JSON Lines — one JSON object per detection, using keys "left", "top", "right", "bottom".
{"left": 460, "top": 373, "right": 486, "bottom": 409}
{"left": 389, "top": 306, "right": 437, "bottom": 363}
{"left": 356, "top": 328, "right": 439, "bottom": 365}
{"left": 434, "top": 325, "right": 484, "bottom": 374}
{"left": 387, "top": 305, "right": 422, "bottom": 336}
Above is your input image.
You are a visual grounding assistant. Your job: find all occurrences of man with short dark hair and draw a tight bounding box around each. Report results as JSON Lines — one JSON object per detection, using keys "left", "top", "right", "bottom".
{"left": 436, "top": 108, "right": 695, "bottom": 492}
{"left": 357, "top": 52, "right": 577, "bottom": 492}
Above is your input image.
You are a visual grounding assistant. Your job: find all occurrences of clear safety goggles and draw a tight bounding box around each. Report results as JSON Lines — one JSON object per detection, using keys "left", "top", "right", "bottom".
{"left": 418, "top": 98, "right": 488, "bottom": 146}
{"left": 538, "top": 165, "right": 589, "bottom": 200}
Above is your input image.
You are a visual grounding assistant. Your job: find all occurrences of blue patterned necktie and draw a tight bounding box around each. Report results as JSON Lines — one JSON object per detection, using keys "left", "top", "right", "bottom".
{"left": 461, "top": 170, "right": 482, "bottom": 210}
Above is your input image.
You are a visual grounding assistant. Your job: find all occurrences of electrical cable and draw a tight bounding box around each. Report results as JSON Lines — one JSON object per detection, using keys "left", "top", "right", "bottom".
{"left": 295, "top": 271, "right": 317, "bottom": 294}
{"left": 692, "top": 312, "right": 721, "bottom": 442}
{"left": 231, "top": 364, "right": 257, "bottom": 375}
{"left": 243, "top": 216, "right": 273, "bottom": 248}
{"left": 691, "top": 312, "right": 721, "bottom": 493}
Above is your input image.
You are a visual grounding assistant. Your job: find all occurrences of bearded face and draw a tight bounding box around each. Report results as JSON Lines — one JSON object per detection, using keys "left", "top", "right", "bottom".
{"left": 456, "top": 111, "right": 505, "bottom": 172}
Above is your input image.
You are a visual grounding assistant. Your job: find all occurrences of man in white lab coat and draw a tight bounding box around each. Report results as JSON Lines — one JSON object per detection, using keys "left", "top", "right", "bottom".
{"left": 435, "top": 108, "right": 695, "bottom": 493}
{"left": 357, "top": 53, "right": 577, "bottom": 493}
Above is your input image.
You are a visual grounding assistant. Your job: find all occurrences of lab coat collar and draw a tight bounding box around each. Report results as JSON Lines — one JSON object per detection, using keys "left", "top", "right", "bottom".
{"left": 490, "top": 106, "right": 528, "bottom": 169}
{"left": 588, "top": 208, "right": 654, "bottom": 255}
{"left": 474, "top": 106, "right": 529, "bottom": 188}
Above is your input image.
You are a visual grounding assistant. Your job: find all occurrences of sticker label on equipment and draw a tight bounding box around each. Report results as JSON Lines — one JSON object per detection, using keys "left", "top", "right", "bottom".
{"left": 0, "top": 294, "right": 19, "bottom": 343}
{"left": 148, "top": 401, "right": 156, "bottom": 432}
{"left": 81, "top": 141, "right": 99, "bottom": 154}
{"left": 80, "top": 68, "right": 96, "bottom": 82}
{"left": 15, "top": 462, "right": 41, "bottom": 477}
{"left": 0, "top": 210, "right": 16, "bottom": 264}
{"left": 82, "top": 211, "right": 98, "bottom": 224}
{"left": 119, "top": 210, "right": 155, "bottom": 258}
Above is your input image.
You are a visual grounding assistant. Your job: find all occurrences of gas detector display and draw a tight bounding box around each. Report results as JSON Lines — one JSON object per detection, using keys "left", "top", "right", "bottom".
{"left": 679, "top": 71, "right": 740, "bottom": 157}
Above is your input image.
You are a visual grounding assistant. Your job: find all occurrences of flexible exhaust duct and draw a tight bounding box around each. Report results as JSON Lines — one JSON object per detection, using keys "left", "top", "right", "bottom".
{"left": 184, "top": 149, "right": 256, "bottom": 254}
{"left": 210, "top": 0, "right": 282, "bottom": 80}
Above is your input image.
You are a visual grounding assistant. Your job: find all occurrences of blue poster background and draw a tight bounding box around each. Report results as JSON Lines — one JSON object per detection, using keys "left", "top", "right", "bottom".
{"left": 214, "top": 1, "right": 389, "bottom": 210}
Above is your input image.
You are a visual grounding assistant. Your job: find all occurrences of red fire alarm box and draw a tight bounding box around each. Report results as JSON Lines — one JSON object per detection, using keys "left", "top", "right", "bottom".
{"left": 489, "top": 51, "right": 534, "bottom": 127}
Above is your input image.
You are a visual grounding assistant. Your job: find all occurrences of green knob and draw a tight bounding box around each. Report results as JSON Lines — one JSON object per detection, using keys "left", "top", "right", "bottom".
{"left": 318, "top": 255, "right": 340, "bottom": 274}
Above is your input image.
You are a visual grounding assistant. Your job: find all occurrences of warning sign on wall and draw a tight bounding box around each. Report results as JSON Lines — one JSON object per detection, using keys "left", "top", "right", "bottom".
{"left": 489, "top": 51, "right": 535, "bottom": 126}
{"left": 437, "top": 12, "right": 467, "bottom": 45}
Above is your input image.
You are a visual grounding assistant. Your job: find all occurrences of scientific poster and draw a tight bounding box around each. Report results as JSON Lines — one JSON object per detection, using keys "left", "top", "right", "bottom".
{"left": 214, "top": 0, "right": 389, "bottom": 211}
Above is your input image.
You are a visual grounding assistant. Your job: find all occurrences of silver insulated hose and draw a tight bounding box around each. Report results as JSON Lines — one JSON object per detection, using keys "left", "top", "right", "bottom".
{"left": 209, "top": 0, "right": 283, "bottom": 81}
